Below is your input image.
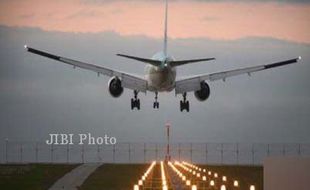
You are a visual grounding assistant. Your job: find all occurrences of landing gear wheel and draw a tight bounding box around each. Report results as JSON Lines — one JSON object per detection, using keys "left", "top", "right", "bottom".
{"left": 185, "top": 101, "right": 189, "bottom": 112}
{"left": 180, "top": 93, "right": 190, "bottom": 112}
{"left": 153, "top": 92, "right": 159, "bottom": 109}
{"left": 180, "top": 100, "right": 183, "bottom": 112}
{"left": 131, "top": 90, "right": 140, "bottom": 110}
{"left": 131, "top": 98, "right": 134, "bottom": 110}
{"left": 137, "top": 99, "right": 140, "bottom": 110}
{"left": 153, "top": 102, "right": 159, "bottom": 109}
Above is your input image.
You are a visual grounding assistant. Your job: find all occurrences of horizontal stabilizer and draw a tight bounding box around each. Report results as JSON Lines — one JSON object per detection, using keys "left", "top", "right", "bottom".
{"left": 170, "top": 58, "right": 215, "bottom": 67}
{"left": 117, "top": 54, "right": 161, "bottom": 67}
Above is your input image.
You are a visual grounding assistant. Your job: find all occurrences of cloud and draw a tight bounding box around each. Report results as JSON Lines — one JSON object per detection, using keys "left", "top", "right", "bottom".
{"left": 66, "top": 9, "right": 104, "bottom": 19}
{"left": 202, "top": 16, "right": 220, "bottom": 21}
{"left": 80, "top": 0, "right": 310, "bottom": 4}
{"left": 18, "top": 13, "right": 35, "bottom": 19}
{"left": 0, "top": 0, "right": 309, "bottom": 43}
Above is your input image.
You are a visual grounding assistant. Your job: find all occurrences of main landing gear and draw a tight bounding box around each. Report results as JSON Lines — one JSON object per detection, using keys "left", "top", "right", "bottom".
{"left": 131, "top": 90, "right": 140, "bottom": 110}
{"left": 130, "top": 91, "right": 190, "bottom": 112}
{"left": 153, "top": 92, "right": 159, "bottom": 109}
{"left": 180, "top": 92, "right": 189, "bottom": 112}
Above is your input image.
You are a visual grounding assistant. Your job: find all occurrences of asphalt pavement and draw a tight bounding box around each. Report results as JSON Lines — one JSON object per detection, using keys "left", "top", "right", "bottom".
{"left": 48, "top": 163, "right": 102, "bottom": 190}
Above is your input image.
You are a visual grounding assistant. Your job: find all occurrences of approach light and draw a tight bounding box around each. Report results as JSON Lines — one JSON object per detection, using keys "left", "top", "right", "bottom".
{"left": 186, "top": 180, "right": 191, "bottom": 186}
{"left": 138, "top": 180, "right": 143, "bottom": 186}
{"left": 202, "top": 176, "right": 207, "bottom": 181}
{"left": 234, "top": 180, "right": 239, "bottom": 187}
{"left": 222, "top": 176, "right": 227, "bottom": 182}
{"left": 250, "top": 185, "right": 255, "bottom": 190}
{"left": 134, "top": 184, "right": 139, "bottom": 190}
{"left": 221, "top": 185, "right": 226, "bottom": 190}
{"left": 162, "top": 180, "right": 166, "bottom": 186}
{"left": 191, "top": 185, "right": 197, "bottom": 190}
{"left": 210, "top": 180, "right": 215, "bottom": 186}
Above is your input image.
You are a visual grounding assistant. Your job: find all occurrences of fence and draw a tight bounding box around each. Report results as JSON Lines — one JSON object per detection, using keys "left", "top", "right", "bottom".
{"left": 1, "top": 141, "right": 309, "bottom": 165}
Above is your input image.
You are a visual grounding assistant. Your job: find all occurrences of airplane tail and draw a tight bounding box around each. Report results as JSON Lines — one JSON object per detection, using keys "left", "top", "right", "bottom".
{"left": 117, "top": 0, "right": 215, "bottom": 67}
{"left": 163, "top": 0, "right": 168, "bottom": 57}
{"left": 161, "top": 0, "right": 216, "bottom": 66}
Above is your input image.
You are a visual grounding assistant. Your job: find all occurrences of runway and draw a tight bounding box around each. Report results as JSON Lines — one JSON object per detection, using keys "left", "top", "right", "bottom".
{"left": 48, "top": 163, "right": 101, "bottom": 190}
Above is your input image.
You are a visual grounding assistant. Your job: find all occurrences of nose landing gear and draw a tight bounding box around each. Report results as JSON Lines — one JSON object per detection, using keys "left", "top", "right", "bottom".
{"left": 153, "top": 92, "right": 159, "bottom": 109}
{"left": 131, "top": 90, "right": 140, "bottom": 110}
{"left": 180, "top": 92, "right": 189, "bottom": 112}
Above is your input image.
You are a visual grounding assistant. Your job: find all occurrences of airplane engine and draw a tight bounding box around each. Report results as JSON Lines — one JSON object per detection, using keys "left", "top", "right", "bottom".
{"left": 194, "top": 81, "right": 210, "bottom": 101}
{"left": 108, "top": 77, "right": 124, "bottom": 98}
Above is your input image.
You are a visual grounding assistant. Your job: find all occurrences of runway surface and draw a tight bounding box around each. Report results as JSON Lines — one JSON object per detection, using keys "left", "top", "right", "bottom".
{"left": 48, "top": 163, "right": 101, "bottom": 190}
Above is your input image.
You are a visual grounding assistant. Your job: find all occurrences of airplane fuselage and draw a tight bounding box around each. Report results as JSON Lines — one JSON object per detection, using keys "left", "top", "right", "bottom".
{"left": 145, "top": 52, "right": 176, "bottom": 92}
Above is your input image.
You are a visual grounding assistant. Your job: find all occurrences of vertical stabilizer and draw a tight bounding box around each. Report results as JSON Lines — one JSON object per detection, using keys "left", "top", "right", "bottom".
{"left": 163, "top": 0, "right": 168, "bottom": 57}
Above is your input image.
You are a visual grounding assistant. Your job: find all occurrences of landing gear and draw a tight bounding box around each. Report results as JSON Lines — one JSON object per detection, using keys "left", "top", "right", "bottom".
{"left": 131, "top": 90, "right": 140, "bottom": 110}
{"left": 153, "top": 92, "right": 159, "bottom": 109}
{"left": 180, "top": 92, "right": 189, "bottom": 112}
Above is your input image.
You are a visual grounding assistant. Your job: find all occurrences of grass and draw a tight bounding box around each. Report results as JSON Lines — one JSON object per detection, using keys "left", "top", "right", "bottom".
{"left": 80, "top": 164, "right": 149, "bottom": 190}
{"left": 0, "top": 164, "right": 78, "bottom": 190}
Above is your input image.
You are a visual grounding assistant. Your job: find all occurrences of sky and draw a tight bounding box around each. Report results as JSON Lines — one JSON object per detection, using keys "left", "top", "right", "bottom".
{"left": 0, "top": 0, "right": 309, "bottom": 43}
{"left": 0, "top": 0, "right": 310, "bottom": 144}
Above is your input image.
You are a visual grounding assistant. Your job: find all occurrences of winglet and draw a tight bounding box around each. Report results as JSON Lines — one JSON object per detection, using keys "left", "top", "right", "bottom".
{"left": 24, "top": 44, "right": 28, "bottom": 50}
{"left": 298, "top": 56, "right": 302, "bottom": 61}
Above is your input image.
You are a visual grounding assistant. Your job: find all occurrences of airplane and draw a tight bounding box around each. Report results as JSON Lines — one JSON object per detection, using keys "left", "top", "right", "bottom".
{"left": 24, "top": 0, "right": 301, "bottom": 112}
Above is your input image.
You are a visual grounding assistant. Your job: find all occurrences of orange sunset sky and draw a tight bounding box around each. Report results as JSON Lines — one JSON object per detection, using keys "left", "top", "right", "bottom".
{"left": 0, "top": 0, "right": 309, "bottom": 43}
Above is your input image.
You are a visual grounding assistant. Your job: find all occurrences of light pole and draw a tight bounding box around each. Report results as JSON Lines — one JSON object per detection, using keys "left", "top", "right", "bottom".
{"left": 165, "top": 121, "right": 171, "bottom": 161}
{"left": 5, "top": 138, "right": 8, "bottom": 163}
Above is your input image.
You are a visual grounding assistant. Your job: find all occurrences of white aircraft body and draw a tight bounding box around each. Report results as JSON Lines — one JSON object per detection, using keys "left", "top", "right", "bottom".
{"left": 25, "top": 0, "right": 301, "bottom": 112}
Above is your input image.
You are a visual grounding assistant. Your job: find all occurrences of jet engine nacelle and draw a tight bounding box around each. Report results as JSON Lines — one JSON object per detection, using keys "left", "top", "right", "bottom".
{"left": 108, "top": 77, "right": 124, "bottom": 98}
{"left": 194, "top": 81, "right": 210, "bottom": 101}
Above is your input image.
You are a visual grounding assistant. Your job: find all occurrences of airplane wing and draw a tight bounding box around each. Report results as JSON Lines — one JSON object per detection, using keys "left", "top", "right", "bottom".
{"left": 25, "top": 46, "right": 148, "bottom": 93}
{"left": 175, "top": 57, "right": 301, "bottom": 94}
